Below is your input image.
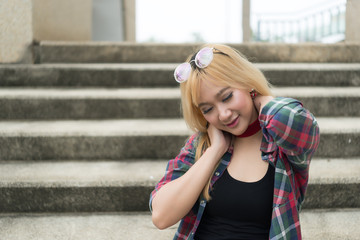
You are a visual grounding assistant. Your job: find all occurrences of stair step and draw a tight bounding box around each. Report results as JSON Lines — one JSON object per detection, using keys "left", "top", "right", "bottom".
{"left": 0, "top": 161, "right": 157, "bottom": 212}
{"left": 0, "top": 88, "right": 181, "bottom": 119}
{"left": 260, "top": 63, "right": 360, "bottom": 86}
{"left": 0, "top": 209, "right": 359, "bottom": 239}
{"left": 0, "top": 87, "right": 359, "bottom": 119}
{"left": 304, "top": 159, "right": 360, "bottom": 208}
{"left": 0, "top": 159, "right": 358, "bottom": 212}
{"left": 1, "top": 63, "right": 359, "bottom": 87}
{"left": 0, "top": 118, "right": 358, "bottom": 160}
{"left": 0, "top": 119, "right": 190, "bottom": 160}
{"left": 35, "top": 42, "right": 360, "bottom": 63}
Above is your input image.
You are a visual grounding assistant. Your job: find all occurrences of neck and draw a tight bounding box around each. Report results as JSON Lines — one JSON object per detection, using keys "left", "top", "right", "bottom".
{"left": 236, "top": 118, "right": 261, "bottom": 138}
{"left": 233, "top": 125, "right": 262, "bottom": 148}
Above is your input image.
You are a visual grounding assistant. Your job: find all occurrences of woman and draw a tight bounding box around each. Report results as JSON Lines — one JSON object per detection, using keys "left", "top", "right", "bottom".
{"left": 149, "top": 44, "right": 320, "bottom": 240}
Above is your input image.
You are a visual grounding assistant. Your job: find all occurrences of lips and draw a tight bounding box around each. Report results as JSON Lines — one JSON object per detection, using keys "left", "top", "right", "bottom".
{"left": 226, "top": 116, "right": 239, "bottom": 128}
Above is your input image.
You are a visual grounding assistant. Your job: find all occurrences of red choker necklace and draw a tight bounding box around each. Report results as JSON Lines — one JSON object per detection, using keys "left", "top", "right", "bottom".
{"left": 236, "top": 118, "right": 261, "bottom": 138}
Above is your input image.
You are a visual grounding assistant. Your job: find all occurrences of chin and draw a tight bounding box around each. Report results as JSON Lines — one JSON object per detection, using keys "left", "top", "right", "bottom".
{"left": 226, "top": 128, "right": 243, "bottom": 136}
{"left": 234, "top": 124, "right": 248, "bottom": 135}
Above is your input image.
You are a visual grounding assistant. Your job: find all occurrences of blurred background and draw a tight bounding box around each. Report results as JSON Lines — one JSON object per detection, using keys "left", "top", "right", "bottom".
{"left": 3, "top": 0, "right": 358, "bottom": 63}
{"left": 2, "top": 0, "right": 357, "bottom": 63}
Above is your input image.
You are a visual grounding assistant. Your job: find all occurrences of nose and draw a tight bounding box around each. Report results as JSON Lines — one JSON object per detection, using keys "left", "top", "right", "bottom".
{"left": 218, "top": 106, "right": 232, "bottom": 123}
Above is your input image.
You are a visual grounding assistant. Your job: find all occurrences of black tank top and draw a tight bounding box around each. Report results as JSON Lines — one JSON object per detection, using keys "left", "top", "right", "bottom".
{"left": 195, "top": 164, "right": 275, "bottom": 240}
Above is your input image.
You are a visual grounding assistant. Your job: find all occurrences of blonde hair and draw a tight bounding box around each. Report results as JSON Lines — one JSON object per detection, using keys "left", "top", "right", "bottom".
{"left": 180, "top": 44, "right": 273, "bottom": 200}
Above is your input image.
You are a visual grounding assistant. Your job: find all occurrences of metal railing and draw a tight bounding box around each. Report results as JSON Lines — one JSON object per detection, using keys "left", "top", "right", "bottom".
{"left": 253, "top": 1, "right": 346, "bottom": 43}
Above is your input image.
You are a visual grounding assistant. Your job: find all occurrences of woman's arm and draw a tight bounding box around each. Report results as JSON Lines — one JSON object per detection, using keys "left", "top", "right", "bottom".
{"left": 151, "top": 125, "right": 231, "bottom": 229}
{"left": 254, "top": 96, "right": 320, "bottom": 170}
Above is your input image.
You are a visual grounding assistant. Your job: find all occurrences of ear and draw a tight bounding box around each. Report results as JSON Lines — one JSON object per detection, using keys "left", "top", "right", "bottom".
{"left": 249, "top": 89, "right": 257, "bottom": 99}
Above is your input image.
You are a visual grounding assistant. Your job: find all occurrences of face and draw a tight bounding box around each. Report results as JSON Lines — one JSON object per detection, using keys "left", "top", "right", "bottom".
{"left": 198, "top": 80, "right": 258, "bottom": 136}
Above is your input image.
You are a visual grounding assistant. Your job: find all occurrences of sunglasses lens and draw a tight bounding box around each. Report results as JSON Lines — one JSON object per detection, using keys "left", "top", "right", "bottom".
{"left": 174, "top": 62, "right": 191, "bottom": 83}
{"left": 195, "top": 47, "right": 214, "bottom": 68}
{"left": 173, "top": 47, "right": 216, "bottom": 83}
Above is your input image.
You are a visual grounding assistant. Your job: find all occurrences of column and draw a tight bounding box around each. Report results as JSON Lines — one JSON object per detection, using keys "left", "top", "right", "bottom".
{"left": 242, "top": 0, "right": 251, "bottom": 42}
{"left": 122, "top": 0, "right": 136, "bottom": 42}
{"left": 346, "top": 0, "right": 360, "bottom": 42}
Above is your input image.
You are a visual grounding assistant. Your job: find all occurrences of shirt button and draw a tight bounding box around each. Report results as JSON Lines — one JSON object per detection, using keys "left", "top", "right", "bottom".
{"left": 215, "top": 172, "right": 220, "bottom": 176}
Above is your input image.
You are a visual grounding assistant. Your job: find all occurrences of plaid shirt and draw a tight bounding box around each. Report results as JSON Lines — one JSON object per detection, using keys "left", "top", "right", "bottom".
{"left": 150, "top": 97, "right": 320, "bottom": 240}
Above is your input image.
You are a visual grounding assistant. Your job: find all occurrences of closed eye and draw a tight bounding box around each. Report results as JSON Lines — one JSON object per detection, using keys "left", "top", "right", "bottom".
{"left": 202, "top": 107, "right": 213, "bottom": 114}
{"left": 222, "top": 92, "right": 233, "bottom": 102}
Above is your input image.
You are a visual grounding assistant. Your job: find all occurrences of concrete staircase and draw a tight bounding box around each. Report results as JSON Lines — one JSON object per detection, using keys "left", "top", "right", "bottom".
{"left": 0, "top": 42, "right": 360, "bottom": 239}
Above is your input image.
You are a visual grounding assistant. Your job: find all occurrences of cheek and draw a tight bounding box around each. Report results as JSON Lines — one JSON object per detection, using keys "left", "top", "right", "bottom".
{"left": 203, "top": 113, "right": 216, "bottom": 124}
{"left": 237, "top": 98, "right": 248, "bottom": 109}
{"left": 202, "top": 112, "right": 222, "bottom": 127}
{"left": 234, "top": 92, "right": 252, "bottom": 111}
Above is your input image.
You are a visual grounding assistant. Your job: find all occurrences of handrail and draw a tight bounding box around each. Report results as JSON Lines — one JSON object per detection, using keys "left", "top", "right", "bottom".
{"left": 253, "top": 1, "right": 346, "bottom": 43}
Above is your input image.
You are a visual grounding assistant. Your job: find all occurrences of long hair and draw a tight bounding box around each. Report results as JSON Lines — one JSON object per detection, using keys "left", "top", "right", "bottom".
{"left": 180, "top": 44, "right": 273, "bottom": 200}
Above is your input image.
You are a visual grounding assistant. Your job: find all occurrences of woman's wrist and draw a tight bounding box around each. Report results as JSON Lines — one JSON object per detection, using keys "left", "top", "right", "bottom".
{"left": 205, "top": 145, "right": 228, "bottom": 161}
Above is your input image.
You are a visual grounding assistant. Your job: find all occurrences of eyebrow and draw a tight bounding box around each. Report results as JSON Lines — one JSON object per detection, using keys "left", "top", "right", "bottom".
{"left": 198, "top": 87, "right": 230, "bottom": 108}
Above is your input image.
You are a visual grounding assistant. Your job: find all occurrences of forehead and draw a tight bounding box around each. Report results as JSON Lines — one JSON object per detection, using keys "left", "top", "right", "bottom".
{"left": 200, "top": 79, "right": 225, "bottom": 92}
{"left": 198, "top": 80, "right": 229, "bottom": 101}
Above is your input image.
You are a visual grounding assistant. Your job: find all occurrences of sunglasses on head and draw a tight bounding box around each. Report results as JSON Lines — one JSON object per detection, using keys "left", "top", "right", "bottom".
{"left": 174, "top": 47, "right": 224, "bottom": 83}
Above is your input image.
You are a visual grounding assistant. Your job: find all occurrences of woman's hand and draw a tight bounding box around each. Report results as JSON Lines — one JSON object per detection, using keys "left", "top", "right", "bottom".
{"left": 207, "top": 124, "right": 232, "bottom": 158}
{"left": 252, "top": 94, "right": 274, "bottom": 114}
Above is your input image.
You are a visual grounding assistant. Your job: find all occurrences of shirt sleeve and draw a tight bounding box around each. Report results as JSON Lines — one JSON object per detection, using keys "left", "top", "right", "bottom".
{"left": 259, "top": 97, "right": 320, "bottom": 171}
{"left": 149, "top": 132, "right": 199, "bottom": 212}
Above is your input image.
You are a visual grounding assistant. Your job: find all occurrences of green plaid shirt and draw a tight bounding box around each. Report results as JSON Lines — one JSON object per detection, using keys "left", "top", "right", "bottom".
{"left": 150, "top": 97, "right": 320, "bottom": 239}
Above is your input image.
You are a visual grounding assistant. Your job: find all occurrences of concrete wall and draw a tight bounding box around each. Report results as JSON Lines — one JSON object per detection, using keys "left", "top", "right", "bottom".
{"left": 0, "top": 0, "right": 33, "bottom": 63}
{"left": 32, "top": 0, "right": 92, "bottom": 41}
